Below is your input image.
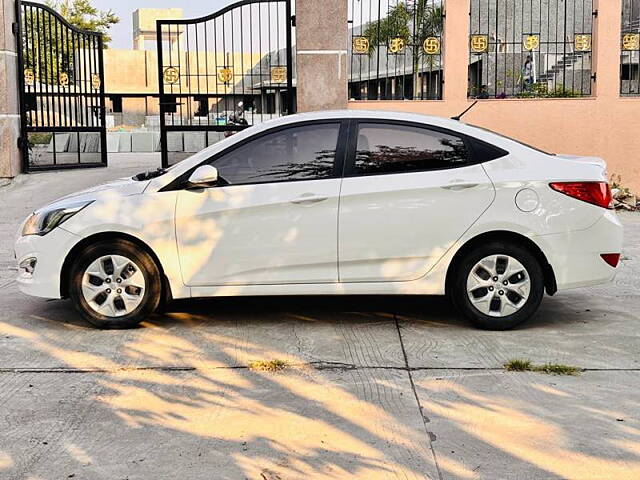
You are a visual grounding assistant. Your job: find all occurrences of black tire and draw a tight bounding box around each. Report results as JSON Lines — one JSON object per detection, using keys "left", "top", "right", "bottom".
{"left": 68, "top": 239, "right": 162, "bottom": 329}
{"left": 449, "top": 241, "right": 545, "bottom": 330}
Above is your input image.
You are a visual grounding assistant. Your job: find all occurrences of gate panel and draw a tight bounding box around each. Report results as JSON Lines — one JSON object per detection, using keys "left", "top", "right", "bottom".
{"left": 348, "top": 0, "right": 445, "bottom": 100}
{"left": 468, "top": 0, "right": 594, "bottom": 99}
{"left": 15, "top": 0, "right": 107, "bottom": 171}
{"left": 157, "top": 0, "right": 295, "bottom": 167}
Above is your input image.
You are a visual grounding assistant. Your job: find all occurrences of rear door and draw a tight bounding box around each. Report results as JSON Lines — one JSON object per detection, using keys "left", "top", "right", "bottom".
{"left": 338, "top": 120, "right": 496, "bottom": 283}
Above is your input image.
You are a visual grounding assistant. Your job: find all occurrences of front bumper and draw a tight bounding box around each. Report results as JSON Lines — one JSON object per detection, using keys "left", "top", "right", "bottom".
{"left": 537, "top": 210, "right": 624, "bottom": 291}
{"left": 14, "top": 227, "right": 80, "bottom": 299}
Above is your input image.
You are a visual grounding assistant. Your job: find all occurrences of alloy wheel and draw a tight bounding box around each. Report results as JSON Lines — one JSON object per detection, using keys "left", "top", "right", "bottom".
{"left": 81, "top": 255, "right": 146, "bottom": 317}
{"left": 466, "top": 254, "right": 531, "bottom": 317}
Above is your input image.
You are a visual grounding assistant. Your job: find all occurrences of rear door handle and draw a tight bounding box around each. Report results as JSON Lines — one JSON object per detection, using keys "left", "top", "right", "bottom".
{"left": 290, "top": 193, "right": 329, "bottom": 204}
{"left": 441, "top": 183, "right": 479, "bottom": 191}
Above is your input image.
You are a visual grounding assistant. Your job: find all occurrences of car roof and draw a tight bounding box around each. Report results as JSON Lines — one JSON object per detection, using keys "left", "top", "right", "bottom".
{"left": 252, "top": 110, "right": 509, "bottom": 144}
{"left": 265, "top": 109, "right": 463, "bottom": 130}
{"left": 246, "top": 110, "right": 530, "bottom": 152}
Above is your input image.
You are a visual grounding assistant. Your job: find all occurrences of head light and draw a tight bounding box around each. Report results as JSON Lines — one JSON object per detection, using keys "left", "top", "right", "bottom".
{"left": 22, "top": 200, "right": 93, "bottom": 236}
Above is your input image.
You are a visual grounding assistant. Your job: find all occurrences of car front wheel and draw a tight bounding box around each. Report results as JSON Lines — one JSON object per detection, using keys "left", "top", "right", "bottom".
{"left": 68, "top": 239, "right": 161, "bottom": 328}
{"left": 450, "top": 242, "right": 545, "bottom": 330}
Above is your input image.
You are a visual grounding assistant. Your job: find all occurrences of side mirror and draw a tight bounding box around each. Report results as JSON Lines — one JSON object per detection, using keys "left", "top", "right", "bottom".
{"left": 188, "top": 165, "right": 219, "bottom": 187}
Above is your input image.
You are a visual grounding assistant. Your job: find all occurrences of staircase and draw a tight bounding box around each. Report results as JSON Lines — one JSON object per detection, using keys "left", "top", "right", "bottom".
{"left": 537, "top": 51, "right": 588, "bottom": 83}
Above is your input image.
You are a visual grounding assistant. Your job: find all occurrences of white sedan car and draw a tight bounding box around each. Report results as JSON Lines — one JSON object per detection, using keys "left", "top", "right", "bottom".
{"left": 15, "top": 111, "right": 622, "bottom": 330}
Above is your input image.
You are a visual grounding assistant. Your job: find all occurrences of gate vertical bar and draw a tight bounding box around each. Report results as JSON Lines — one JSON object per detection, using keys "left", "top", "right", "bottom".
{"left": 97, "top": 34, "right": 108, "bottom": 166}
{"left": 285, "top": 0, "right": 294, "bottom": 113}
{"left": 156, "top": 20, "right": 168, "bottom": 169}
{"left": 15, "top": 0, "right": 29, "bottom": 172}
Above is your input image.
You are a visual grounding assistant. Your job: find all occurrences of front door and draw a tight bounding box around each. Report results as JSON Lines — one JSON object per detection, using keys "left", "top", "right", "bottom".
{"left": 176, "top": 121, "right": 345, "bottom": 286}
{"left": 338, "top": 121, "right": 495, "bottom": 282}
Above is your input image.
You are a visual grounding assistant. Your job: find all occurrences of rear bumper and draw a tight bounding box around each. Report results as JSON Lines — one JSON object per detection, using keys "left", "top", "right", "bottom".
{"left": 536, "top": 210, "right": 623, "bottom": 291}
{"left": 14, "top": 227, "right": 80, "bottom": 299}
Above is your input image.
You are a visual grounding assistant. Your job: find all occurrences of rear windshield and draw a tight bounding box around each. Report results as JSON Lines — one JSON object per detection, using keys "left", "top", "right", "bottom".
{"left": 464, "top": 123, "right": 555, "bottom": 155}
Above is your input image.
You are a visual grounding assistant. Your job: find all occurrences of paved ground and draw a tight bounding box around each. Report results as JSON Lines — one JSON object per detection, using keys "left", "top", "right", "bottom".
{"left": 0, "top": 154, "right": 639, "bottom": 480}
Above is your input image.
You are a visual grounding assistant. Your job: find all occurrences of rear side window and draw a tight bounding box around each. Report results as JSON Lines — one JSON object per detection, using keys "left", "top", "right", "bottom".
{"left": 210, "top": 123, "right": 340, "bottom": 185}
{"left": 467, "top": 137, "right": 509, "bottom": 163}
{"left": 353, "top": 123, "right": 469, "bottom": 175}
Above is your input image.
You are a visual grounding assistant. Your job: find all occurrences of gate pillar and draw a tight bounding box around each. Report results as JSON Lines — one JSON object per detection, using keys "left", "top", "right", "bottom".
{"left": 0, "top": 0, "right": 21, "bottom": 178}
{"left": 295, "top": 0, "right": 348, "bottom": 112}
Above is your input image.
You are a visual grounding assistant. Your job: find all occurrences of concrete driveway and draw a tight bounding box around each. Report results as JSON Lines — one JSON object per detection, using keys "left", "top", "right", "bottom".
{"left": 1, "top": 155, "right": 639, "bottom": 480}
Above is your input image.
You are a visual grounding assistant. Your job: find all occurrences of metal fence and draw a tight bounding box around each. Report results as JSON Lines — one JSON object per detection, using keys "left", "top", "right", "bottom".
{"left": 156, "top": 0, "right": 294, "bottom": 166}
{"left": 621, "top": 0, "right": 640, "bottom": 95}
{"left": 348, "top": 0, "right": 444, "bottom": 100}
{"left": 468, "top": 0, "right": 594, "bottom": 99}
{"left": 16, "top": 0, "right": 107, "bottom": 171}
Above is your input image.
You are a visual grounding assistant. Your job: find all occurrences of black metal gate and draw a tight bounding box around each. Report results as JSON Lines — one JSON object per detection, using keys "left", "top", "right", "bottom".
{"left": 15, "top": 1, "right": 107, "bottom": 171}
{"left": 348, "top": 0, "right": 445, "bottom": 100}
{"left": 157, "top": 0, "right": 295, "bottom": 167}
{"left": 468, "top": 0, "right": 595, "bottom": 99}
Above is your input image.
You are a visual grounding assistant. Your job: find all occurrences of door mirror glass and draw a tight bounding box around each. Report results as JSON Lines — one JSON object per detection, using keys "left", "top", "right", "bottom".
{"left": 188, "top": 165, "right": 219, "bottom": 186}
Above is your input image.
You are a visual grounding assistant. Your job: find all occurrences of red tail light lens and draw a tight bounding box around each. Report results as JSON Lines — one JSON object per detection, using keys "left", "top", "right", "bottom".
{"left": 549, "top": 182, "right": 613, "bottom": 209}
{"left": 600, "top": 254, "right": 620, "bottom": 268}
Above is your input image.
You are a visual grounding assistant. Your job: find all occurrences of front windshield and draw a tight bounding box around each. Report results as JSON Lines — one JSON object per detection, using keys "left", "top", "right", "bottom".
{"left": 465, "top": 123, "right": 555, "bottom": 155}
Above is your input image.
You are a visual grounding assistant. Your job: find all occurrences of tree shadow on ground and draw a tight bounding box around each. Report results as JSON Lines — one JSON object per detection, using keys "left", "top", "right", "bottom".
{"left": 1, "top": 290, "right": 640, "bottom": 479}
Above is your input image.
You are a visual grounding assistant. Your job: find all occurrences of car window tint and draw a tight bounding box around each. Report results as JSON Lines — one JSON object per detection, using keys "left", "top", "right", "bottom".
{"left": 468, "top": 137, "right": 509, "bottom": 163}
{"left": 354, "top": 123, "right": 469, "bottom": 175}
{"left": 211, "top": 123, "right": 340, "bottom": 185}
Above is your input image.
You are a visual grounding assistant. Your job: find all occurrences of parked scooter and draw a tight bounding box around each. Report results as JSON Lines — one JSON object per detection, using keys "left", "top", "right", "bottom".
{"left": 224, "top": 101, "right": 248, "bottom": 137}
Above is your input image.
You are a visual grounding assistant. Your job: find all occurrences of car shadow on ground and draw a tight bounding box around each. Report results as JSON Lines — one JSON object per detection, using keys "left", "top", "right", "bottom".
{"left": 26, "top": 293, "right": 589, "bottom": 332}
{"left": 165, "top": 293, "right": 596, "bottom": 331}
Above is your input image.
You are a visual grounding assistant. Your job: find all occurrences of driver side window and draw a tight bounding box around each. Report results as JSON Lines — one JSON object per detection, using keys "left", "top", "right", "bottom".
{"left": 210, "top": 123, "right": 340, "bottom": 185}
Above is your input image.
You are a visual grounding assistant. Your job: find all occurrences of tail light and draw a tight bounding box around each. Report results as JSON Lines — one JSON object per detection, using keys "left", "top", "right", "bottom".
{"left": 549, "top": 182, "right": 613, "bottom": 209}
{"left": 600, "top": 253, "right": 621, "bottom": 268}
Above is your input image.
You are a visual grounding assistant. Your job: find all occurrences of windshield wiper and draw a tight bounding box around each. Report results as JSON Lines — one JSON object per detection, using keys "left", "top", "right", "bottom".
{"left": 133, "top": 168, "right": 167, "bottom": 181}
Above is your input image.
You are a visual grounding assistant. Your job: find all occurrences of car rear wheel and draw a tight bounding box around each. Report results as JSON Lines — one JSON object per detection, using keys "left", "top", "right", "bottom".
{"left": 69, "top": 239, "right": 161, "bottom": 329}
{"left": 450, "top": 242, "right": 544, "bottom": 330}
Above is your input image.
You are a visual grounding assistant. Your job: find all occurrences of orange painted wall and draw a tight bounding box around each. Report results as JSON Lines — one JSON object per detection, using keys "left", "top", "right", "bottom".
{"left": 348, "top": 0, "right": 640, "bottom": 192}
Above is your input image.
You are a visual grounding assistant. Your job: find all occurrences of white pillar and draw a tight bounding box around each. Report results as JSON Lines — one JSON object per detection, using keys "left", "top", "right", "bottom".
{"left": 295, "top": 0, "right": 348, "bottom": 112}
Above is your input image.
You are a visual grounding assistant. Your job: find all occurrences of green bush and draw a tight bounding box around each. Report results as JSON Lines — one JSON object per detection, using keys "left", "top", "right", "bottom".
{"left": 28, "top": 133, "right": 53, "bottom": 145}
{"left": 517, "top": 83, "right": 581, "bottom": 98}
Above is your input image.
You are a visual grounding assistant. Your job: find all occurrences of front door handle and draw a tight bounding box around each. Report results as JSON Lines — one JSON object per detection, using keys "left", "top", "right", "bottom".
{"left": 290, "top": 193, "right": 329, "bottom": 204}
{"left": 441, "top": 183, "right": 479, "bottom": 191}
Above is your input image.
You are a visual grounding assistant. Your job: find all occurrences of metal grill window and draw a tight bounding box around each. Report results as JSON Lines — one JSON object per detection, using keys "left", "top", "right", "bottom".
{"left": 348, "top": 0, "right": 445, "bottom": 100}
{"left": 621, "top": 0, "right": 640, "bottom": 96}
{"left": 468, "top": 0, "right": 594, "bottom": 99}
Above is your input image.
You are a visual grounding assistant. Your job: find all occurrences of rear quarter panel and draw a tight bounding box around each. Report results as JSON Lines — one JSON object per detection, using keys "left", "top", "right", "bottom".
{"left": 478, "top": 149, "right": 609, "bottom": 236}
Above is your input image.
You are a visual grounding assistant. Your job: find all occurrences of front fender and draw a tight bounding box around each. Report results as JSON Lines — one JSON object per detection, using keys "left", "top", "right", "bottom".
{"left": 60, "top": 191, "right": 189, "bottom": 299}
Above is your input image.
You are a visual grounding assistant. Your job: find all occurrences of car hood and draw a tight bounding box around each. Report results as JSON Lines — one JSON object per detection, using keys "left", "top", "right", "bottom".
{"left": 42, "top": 177, "right": 150, "bottom": 211}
